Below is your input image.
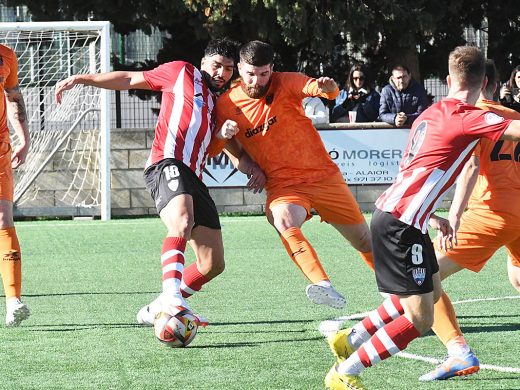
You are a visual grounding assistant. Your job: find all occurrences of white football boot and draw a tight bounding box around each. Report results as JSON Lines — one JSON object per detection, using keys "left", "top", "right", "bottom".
{"left": 136, "top": 293, "right": 194, "bottom": 326}
{"left": 5, "top": 297, "right": 30, "bottom": 327}
{"left": 136, "top": 296, "right": 162, "bottom": 326}
{"left": 306, "top": 283, "right": 346, "bottom": 309}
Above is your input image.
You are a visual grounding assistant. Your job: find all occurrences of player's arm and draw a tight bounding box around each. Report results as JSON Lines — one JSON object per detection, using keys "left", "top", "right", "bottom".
{"left": 207, "top": 119, "right": 240, "bottom": 158}
{"left": 55, "top": 71, "right": 150, "bottom": 104}
{"left": 223, "top": 138, "right": 266, "bottom": 194}
{"left": 300, "top": 74, "right": 339, "bottom": 101}
{"left": 316, "top": 77, "right": 339, "bottom": 99}
{"left": 5, "top": 84, "right": 30, "bottom": 168}
{"left": 437, "top": 155, "right": 480, "bottom": 251}
{"left": 501, "top": 120, "right": 520, "bottom": 141}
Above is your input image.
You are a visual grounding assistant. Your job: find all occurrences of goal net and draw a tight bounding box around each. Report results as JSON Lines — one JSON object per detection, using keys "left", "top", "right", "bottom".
{"left": 0, "top": 21, "right": 111, "bottom": 220}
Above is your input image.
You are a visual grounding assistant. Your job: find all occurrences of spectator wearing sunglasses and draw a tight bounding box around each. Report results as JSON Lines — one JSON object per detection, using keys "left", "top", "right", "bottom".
{"left": 331, "top": 63, "right": 380, "bottom": 123}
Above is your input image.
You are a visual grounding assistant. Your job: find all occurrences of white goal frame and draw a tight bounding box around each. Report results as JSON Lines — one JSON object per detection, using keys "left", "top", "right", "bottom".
{"left": 0, "top": 21, "right": 111, "bottom": 220}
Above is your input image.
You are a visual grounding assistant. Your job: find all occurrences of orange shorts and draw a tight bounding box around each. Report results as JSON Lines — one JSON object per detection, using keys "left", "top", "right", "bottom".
{"left": 0, "top": 142, "right": 13, "bottom": 201}
{"left": 266, "top": 171, "right": 365, "bottom": 225}
{"left": 434, "top": 208, "right": 520, "bottom": 272}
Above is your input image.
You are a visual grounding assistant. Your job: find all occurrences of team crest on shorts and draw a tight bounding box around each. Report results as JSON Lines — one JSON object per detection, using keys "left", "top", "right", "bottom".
{"left": 412, "top": 267, "right": 426, "bottom": 286}
{"left": 168, "top": 179, "right": 179, "bottom": 192}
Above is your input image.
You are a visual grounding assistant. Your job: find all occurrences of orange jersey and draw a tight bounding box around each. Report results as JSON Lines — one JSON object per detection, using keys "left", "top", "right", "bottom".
{"left": 470, "top": 99, "right": 520, "bottom": 219}
{"left": 0, "top": 45, "right": 19, "bottom": 139}
{"left": 215, "top": 72, "right": 339, "bottom": 189}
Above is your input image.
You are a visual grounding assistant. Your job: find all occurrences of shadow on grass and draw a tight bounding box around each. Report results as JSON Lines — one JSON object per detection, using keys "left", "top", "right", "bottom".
{"left": 460, "top": 323, "right": 520, "bottom": 334}
{"left": 24, "top": 323, "right": 144, "bottom": 332}
{"left": 422, "top": 321, "right": 520, "bottom": 338}
{"left": 23, "top": 291, "right": 160, "bottom": 297}
{"left": 188, "top": 335, "right": 325, "bottom": 349}
{"left": 22, "top": 318, "right": 320, "bottom": 334}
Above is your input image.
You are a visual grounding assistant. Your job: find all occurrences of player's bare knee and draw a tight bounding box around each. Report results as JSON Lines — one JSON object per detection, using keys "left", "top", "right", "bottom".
{"left": 357, "top": 231, "right": 372, "bottom": 253}
{"left": 200, "top": 258, "right": 225, "bottom": 280}
{"left": 409, "top": 312, "right": 434, "bottom": 335}
{"left": 166, "top": 215, "right": 194, "bottom": 237}
{"left": 350, "top": 229, "right": 372, "bottom": 253}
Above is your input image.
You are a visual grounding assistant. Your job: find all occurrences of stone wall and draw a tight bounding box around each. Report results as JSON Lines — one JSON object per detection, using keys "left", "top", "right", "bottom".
{"left": 13, "top": 127, "right": 454, "bottom": 218}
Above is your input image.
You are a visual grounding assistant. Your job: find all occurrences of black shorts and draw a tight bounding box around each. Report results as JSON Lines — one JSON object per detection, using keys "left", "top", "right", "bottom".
{"left": 144, "top": 158, "right": 221, "bottom": 230}
{"left": 371, "top": 208, "right": 439, "bottom": 295}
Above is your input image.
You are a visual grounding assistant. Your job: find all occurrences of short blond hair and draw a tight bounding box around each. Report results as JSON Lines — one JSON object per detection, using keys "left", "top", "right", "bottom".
{"left": 448, "top": 46, "right": 485, "bottom": 90}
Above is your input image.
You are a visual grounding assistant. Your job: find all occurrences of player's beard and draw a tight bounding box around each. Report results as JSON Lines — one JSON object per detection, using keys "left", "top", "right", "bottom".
{"left": 241, "top": 80, "right": 270, "bottom": 99}
{"left": 202, "top": 71, "right": 226, "bottom": 93}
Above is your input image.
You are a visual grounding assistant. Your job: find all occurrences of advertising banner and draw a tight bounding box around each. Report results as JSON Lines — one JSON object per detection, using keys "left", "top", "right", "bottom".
{"left": 203, "top": 129, "right": 410, "bottom": 187}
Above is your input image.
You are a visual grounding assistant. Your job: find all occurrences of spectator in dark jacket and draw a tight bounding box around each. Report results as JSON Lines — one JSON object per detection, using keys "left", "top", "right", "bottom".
{"left": 331, "top": 63, "right": 380, "bottom": 123}
{"left": 379, "top": 64, "right": 429, "bottom": 127}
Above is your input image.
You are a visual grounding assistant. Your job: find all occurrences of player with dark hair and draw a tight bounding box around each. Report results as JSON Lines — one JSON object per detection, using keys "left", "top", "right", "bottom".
{"left": 210, "top": 40, "right": 374, "bottom": 310}
{"left": 0, "top": 44, "right": 31, "bottom": 326}
{"left": 419, "top": 59, "right": 520, "bottom": 381}
{"left": 325, "top": 46, "right": 520, "bottom": 389}
{"left": 56, "top": 38, "right": 265, "bottom": 325}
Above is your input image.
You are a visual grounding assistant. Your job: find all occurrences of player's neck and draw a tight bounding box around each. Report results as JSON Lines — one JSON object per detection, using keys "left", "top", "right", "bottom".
{"left": 447, "top": 89, "right": 479, "bottom": 106}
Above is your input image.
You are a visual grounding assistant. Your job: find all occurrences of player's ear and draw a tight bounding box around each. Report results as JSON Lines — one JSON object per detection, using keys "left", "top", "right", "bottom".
{"left": 446, "top": 75, "right": 451, "bottom": 88}
{"left": 481, "top": 76, "right": 488, "bottom": 92}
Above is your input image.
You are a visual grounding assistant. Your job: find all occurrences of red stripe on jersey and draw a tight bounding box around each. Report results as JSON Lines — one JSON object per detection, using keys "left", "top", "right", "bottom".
{"left": 189, "top": 79, "right": 210, "bottom": 172}
{"left": 174, "top": 64, "right": 195, "bottom": 161}
{"left": 414, "top": 177, "right": 456, "bottom": 229}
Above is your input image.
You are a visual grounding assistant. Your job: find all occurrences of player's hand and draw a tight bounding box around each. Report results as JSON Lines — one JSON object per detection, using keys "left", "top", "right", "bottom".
{"left": 431, "top": 214, "right": 458, "bottom": 251}
{"left": 11, "top": 142, "right": 29, "bottom": 169}
{"left": 246, "top": 163, "right": 266, "bottom": 194}
{"left": 236, "top": 156, "right": 266, "bottom": 193}
{"left": 317, "top": 77, "right": 337, "bottom": 93}
{"left": 217, "top": 120, "right": 239, "bottom": 140}
{"left": 55, "top": 76, "right": 79, "bottom": 104}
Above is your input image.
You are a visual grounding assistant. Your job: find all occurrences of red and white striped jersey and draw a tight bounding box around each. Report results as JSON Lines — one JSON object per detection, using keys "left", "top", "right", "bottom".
{"left": 143, "top": 61, "right": 216, "bottom": 178}
{"left": 376, "top": 98, "right": 511, "bottom": 233}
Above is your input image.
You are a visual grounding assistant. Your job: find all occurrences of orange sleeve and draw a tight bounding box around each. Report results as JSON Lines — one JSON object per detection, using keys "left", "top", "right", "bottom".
{"left": 207, "top": 137, "right": 227, "bottom": 158}
{"left": 208, "top": 94, "right": 231, "bottom": 157}
{"left": 4, "top": 48, "right": 18, "bottom": 89}
{"left": 302, "top": 77, "right": 339, "bottom": 100}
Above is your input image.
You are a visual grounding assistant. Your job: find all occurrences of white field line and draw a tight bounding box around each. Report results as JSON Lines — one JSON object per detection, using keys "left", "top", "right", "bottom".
{"left": 16, "top": 215, "right": 266, "bottom": 229}
{"left": 319, "top": 295, "right": 520, "bottom": 373}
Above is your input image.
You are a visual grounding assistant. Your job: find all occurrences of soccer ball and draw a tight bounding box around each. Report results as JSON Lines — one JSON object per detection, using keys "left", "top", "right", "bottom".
{"left": 154, "top": 309, "right": 199, "bottom": 347}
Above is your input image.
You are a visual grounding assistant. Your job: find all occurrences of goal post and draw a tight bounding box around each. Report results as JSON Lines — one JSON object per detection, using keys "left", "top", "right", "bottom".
{"left": 0, "top": 21, "right": 111, "bottom": 220}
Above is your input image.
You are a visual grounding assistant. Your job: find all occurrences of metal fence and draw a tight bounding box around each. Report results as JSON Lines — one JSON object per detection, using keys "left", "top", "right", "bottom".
{"left": 0, "top": 4, "right": 489, "bottom": 129}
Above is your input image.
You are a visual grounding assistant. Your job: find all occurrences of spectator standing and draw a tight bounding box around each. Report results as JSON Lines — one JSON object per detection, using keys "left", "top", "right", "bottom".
{"left": 379, "top": 64, "right": 429, "bottom": 127}
{"left": 499, "top": 65, "right": 520, "bottom": 112}
{"left": 331, "top": 64, "right": 380, "bottom": 123}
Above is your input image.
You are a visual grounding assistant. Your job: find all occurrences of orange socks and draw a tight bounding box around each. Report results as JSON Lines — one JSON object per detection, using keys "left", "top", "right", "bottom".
{"left": 280, "top": 227, "right": 329, "bottom": 284}
{"left": 432, "top": 291, "right": 464, "bottom": 346}
{"left": 0, "top": 227, "right": 21, "bottom": 299}
{"left": 359, "top": 251, "right": 375, "bottom": 271}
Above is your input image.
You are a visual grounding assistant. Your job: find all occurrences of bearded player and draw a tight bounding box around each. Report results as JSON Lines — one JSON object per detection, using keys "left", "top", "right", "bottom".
{"left": 210, "top": 41, "right": 374, "bottom": 310}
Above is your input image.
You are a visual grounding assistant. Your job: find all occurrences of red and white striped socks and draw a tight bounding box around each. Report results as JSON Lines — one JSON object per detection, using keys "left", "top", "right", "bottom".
{"left": 338, "top": 295, "right": 421, "bottom": 376}
{"left": 181, "top": 263, "right": 209, "bottom": 298}
{"left": 348, "top": 294, "right": 404, "bottom": 348}
{"left": 161, "top": 237, "right": 187, "bottom": 295}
